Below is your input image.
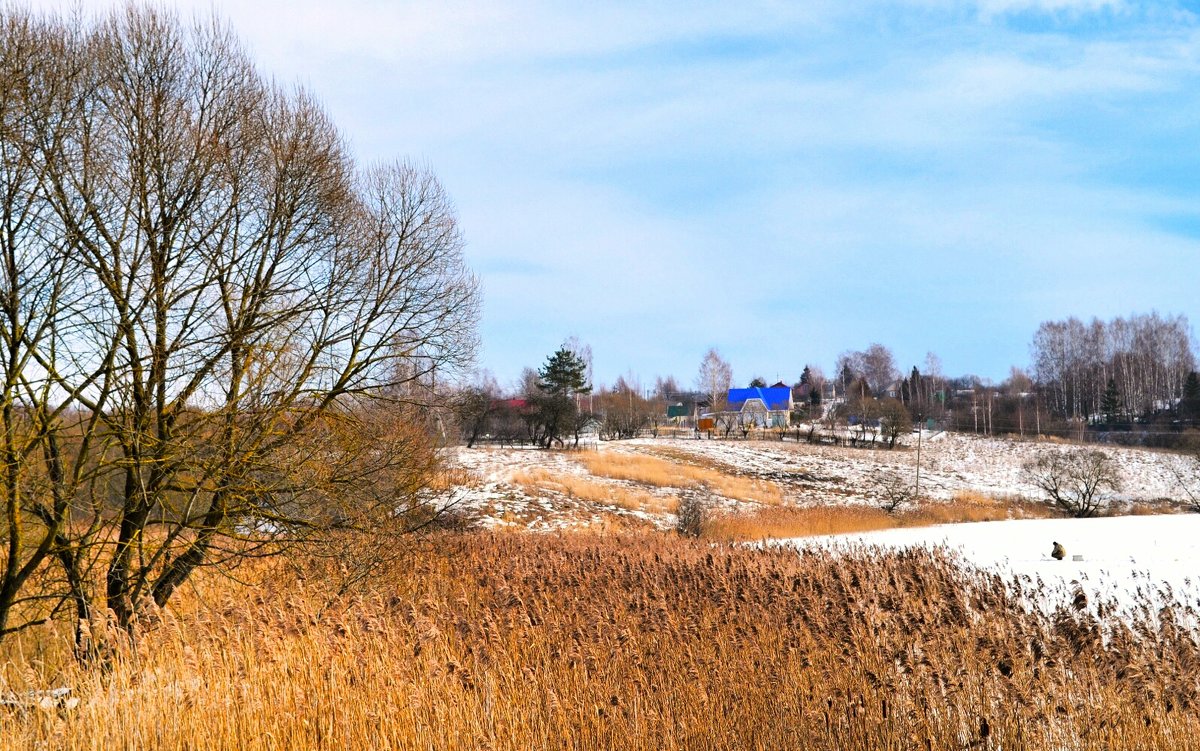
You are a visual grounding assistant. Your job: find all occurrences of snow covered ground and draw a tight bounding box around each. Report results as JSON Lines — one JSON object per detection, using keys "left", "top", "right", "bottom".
{"left": 447, "top": 433, "right": 1197, "bottom": 530}
{"left": 630, "top": 431, "right": 1192, "bottom": 506}
{"left": 783, "top": 515, "right": 1200, "bottom": 618}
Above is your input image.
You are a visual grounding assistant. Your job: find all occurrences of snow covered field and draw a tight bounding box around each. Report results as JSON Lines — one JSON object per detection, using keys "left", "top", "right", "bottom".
{"left": 448, "top": 432, "right": 1197, "bottom": 529}
{"left": 786, "top": 515, "right": 1200, "bottom": 618}
{"left": 644, "top": 431, "right": 1191, "bottom": 506}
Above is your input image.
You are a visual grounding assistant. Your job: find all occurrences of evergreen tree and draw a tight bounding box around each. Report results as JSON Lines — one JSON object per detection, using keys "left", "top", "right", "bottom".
{"left": 800, "top": 366, "right": 811, "bottom": 385}
{"left": 906, "top": 366, "right": 922, "bottom": 406}
{"left": 537, "top": 347, "right": 591, "bottom": 396}
{"left": 749, "top": 376, "right": 767, "bottom": 388}
{"left": 533, "top": 347, "right": 591, "bottom": 448}
{"left": 1101, "top": 378, "right": 1121, "bottom": 425}
{"left": 1182, "top": 371, "right": 1200, "bottom": 419}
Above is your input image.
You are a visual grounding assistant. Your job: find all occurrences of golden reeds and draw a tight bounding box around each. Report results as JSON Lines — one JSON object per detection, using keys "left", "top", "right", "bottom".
{"left": 2, "top": 533, "right": 1197, "bottom": 750}
{"left": 703, "top": 492, "right": 1061, "bottom": 541}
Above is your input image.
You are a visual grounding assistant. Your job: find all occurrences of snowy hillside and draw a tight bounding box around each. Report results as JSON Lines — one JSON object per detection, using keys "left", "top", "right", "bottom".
{"left": 448, "top": 433, "right": 1198, "bottom": 529}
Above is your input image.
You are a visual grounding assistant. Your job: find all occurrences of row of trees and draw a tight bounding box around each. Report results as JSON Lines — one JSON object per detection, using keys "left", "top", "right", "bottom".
{"left": 0, "top": 7, "right": 478, "bottom": 646}
{"left": 453, "top": 309, "right": 1195, "bottom": 453}
{"left": 457, "top": 310, "right": 1198, "bottom": 451}
{"left": 455, "top": 345, "right": 596, "bottom": 448}
{"left": 1032, "top": 313, "right": 1195, "bottom": 421}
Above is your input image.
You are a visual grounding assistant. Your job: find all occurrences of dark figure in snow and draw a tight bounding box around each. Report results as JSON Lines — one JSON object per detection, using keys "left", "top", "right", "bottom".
{"left": 1051, "top": 541, "right": 1066, "bottom": 561}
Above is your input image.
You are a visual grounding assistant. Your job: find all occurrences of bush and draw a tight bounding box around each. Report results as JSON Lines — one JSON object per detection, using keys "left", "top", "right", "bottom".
{"left": 675, "top": 491, "right": 710, "bottom": 537}
{"left": 1023, "top": 449, "right": 1122, "bottom": 517}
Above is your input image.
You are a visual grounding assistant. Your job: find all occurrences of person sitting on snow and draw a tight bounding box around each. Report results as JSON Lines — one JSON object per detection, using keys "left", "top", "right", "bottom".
{"left": 1051, "top": 541, "right": 1066, "bottom": 561}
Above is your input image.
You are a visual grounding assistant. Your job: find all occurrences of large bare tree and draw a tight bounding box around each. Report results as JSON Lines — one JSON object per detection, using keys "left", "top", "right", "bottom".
{"left": 0, "top": 6, "right": 478, "bottom": 642}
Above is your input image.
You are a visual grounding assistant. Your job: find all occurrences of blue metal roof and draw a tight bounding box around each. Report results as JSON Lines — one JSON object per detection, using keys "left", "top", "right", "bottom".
{"left": 727, "top": 387, "right": 792, "bottom": 411}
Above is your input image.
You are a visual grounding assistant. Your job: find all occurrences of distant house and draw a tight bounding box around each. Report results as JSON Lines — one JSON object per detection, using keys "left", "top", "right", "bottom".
{"left": 726, "top": 386, "right": 793, "bottom": 427}
{"left": 664, "top": 391, "right": 710, "bottom": 421}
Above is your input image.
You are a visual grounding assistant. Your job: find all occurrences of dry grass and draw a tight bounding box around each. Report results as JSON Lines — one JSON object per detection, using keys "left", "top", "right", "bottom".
{"left": 704, "top": 504, "right": 900, "bottom": 539}
{"left": 428, "top": 466, "right": 481, "bottom": 492}
{"left": 917, "top": 491, "right": 1058, "bottom": 524}
{"left": 511, "top": 467, "right": 678, "bottom": 514}
{"left": 579, "top": 451, "right": 784, "bottom": 505}
{"left": 705, "top": 492, "right": 1060, "bottom": 541}
{"left": 3, "top": 533, "right": 1199, "bottom": 750}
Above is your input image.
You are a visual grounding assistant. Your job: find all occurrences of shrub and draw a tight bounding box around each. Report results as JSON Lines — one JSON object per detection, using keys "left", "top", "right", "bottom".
{"left": 675, "top": 491, "right": 710, "bottom": 537}
{"left": 1023, "top": 449, "right": 1122, "bottom": 517}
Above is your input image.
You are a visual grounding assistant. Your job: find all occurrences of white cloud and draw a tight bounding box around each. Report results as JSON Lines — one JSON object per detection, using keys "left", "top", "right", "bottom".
{"left": 974, "top": 0, "right": 1127, "bottom": 17}
{"left": 13, "top": 0, "right": 1200, "bottom": 384}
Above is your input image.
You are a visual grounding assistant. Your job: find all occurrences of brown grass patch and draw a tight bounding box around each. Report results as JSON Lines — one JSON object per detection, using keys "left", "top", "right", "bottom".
{"left": 511, "top": 468, "right": 677, "bottom": 514}
{"left": 428, "top": 467, "right": 480, "bottom": 491}
{"left": 705, "top": 492, "right": 1059, "bottom": 541}
{"left": 579, "top": 451, "right": 784, "bottom": 505}
{"left": 917, "top": 491, "right": 1058, "bottom": 524}
{"left": 704, "top": 504, "right": 899, "bottom": 539}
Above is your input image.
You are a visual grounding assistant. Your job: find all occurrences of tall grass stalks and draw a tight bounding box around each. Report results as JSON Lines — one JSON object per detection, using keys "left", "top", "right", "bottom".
{"left": 2, "top": 533, "right": 1197, "bottom": 750}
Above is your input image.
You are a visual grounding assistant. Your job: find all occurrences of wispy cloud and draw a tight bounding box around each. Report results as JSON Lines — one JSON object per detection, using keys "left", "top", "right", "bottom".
{"left": 23, "top": 0, "right": 1200, "bottom": 386}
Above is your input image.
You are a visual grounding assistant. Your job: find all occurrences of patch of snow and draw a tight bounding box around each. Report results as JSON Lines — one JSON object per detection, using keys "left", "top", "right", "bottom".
{"left": 782, "top": 514, "right": 1200, "bottom": 618}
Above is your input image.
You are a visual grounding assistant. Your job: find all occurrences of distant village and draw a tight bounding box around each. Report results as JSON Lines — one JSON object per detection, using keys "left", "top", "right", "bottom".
{"left": 455, "top": 312, "right": 1200, "bottom": 453}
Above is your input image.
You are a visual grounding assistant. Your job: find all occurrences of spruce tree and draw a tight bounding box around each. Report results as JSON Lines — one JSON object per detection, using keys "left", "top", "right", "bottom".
{"left": 1101, "top": 379, "right": 1121, "bottom": 425}
{"left": 1182, "top": 371, "right": 1200, "bottom": 419}
{"left": 537, "top": 347, "right": 591, "bottom": 396}
{"left": 534, "top": 347, "right": 590, "bottom": 448}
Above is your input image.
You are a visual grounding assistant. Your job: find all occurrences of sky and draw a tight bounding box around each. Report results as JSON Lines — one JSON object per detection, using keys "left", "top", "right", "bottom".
{"left": 21, "top": 0, "right": 1200, "bottom": 390}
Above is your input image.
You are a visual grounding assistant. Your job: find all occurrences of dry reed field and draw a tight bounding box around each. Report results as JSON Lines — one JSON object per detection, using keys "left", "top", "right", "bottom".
{"left": 704, "top": 491, "right": 1058, "bottom": 541}
{"left": 3, "top": 533, "right": 1198, "bottom": 750}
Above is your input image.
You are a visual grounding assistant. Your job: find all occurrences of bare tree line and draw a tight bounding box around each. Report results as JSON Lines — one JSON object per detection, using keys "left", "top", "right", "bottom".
{"left": 1032, "top": 313, "right": 1195, "bottom": 421}
{"left": 0, "top": 6, "right": 478, "bottom": 647}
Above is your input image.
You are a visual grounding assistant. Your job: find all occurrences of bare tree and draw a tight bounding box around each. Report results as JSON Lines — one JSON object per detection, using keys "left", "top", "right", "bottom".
{"left": 837, "top": 344, "right": 898, "bottom": 398}
{"left": 862, "top": 344, "right": 899, "bottom": 397}
{"left": 0, "top": 6, "right": 479, "bottom": 642}
{"left": 873, "top": 471, "right": 915, "bottom": 514}
{"left": 653, "top": 374, "right": 680, "bottom": 399}
{"left": 1032, "top": 313, "right": 1195, "bottom": 421}
{"left": 563, "top": 334, "right": 593, "bottom": 411}
{"left": 697, "top": 347, "right": 732, "bottom": 413}
{"left": 453, "top": 371, "right": 502, "bottom": 448}
{"left": 878, "top": 398, "right": 911, "bottom": 449}
{"left": 596, "top": 377, "right": 656, "bottom": 440}
{"left": 1165, "top": 452, "right": 1200, "bottom": 513}
{"left": 1023, "top": 450, "right": 1122, "bottom": 517}
{"left": 0, "top": 9, "right": 103, "bottom": 644}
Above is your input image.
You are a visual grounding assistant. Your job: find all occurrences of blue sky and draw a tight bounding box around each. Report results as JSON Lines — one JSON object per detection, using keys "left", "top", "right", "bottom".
{"left": 28, "top": 0, "right": 1200, "bottom": 389}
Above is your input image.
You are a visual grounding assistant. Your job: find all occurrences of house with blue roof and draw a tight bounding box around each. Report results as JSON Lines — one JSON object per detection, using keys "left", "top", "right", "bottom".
{"left": 726, "top": 386, "right": 793, "bottom": 427}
